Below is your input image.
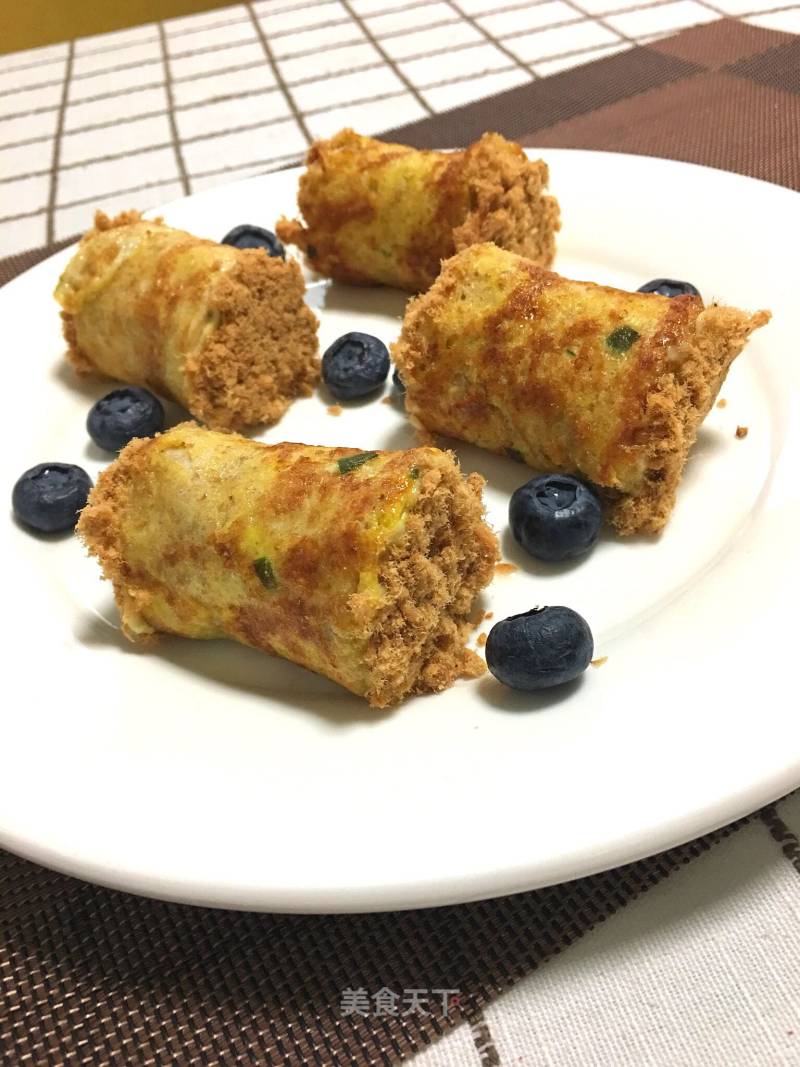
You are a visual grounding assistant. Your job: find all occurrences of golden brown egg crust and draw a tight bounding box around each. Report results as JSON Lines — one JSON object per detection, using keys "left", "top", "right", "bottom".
{"left": 276, "top": 129, "right": 560, "bottom": 292}
{"left": 56, "top": 211, "right": 320, "bottom": 430}
{"left": 77, "top": 423, "right": 498, "bottom": 707}
{"left": 393, "top": 243, "right": 770, "bottom": 534}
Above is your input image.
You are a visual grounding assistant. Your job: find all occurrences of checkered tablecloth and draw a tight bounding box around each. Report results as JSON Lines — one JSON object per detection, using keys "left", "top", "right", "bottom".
{"left": 1, "top": 0, "right": 799, "bottom": 256}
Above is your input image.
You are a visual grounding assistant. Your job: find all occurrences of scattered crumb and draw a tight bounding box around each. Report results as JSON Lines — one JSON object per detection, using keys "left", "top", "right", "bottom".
{"left": 381, "top": 396, "right": 393, "bottom": 405}
{"left": 477, "top": 633, "right": 487, "bottom": 647}
{"left": 495, "top": 562, "right": 518, "bottom": 576}
{"left": 591, "top": 656, "right": 608, "bottom": 668}
{"left": 716, "top": 398, "right": 727, "bottom": 409}
{"left": 735, "top": 425, "right": 749, "bottom": 439}
{"left": 327, "top": 404, "right": 342, "bottom": 416}
{"left": 484, "top": 611, "right": 494, "bottom": 620}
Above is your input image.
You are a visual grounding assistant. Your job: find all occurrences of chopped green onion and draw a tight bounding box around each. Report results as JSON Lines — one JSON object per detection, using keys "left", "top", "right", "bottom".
{"left": 605, "top": 325, "right": 640, "bottom": 353}
{"left": 338, "top": 451, "right": 378, "bottom": 475}
{"left": 565, "top": 348, "right": 577, "bottom": 357}
{"left": 410, "top": 466, "right": 420, "bottom": 480}
{"left": 253, "top": 556, "right": 277, "bottom": 589}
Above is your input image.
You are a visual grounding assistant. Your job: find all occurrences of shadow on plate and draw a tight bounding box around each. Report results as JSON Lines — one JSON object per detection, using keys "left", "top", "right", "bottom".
{"left": 476, "top": 671, "right": 586, "bottom": 712}
{"left": 73, "top": 610, "right": 394, "bottom": 726}
{"left": 315, "top": 282, "right": 409, "bottom": 322}
{"left": 377, "top": 418, "right": 421, "bottom": 453}
{"left": 681, "top": 423, "right": 728, "bottom": 477}
{"left": 317, "top": 381, "right": 391, "bottom": 413}
{"left": 50, "top": 359, "right": 108, "bottom": 401}
{"left": 9, "top": 510, "right": 75, "bottom": 541}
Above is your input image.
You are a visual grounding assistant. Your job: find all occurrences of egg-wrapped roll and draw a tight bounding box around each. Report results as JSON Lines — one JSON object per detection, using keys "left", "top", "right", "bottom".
{"left": 276, "top": 129, "right": 559, "bottom": 292}
{"left": 55, "top": 211, "right": 319, "bottom": 430}
{"left": 77, "top": 423, "right": 498, "bottom": 707}
{"left": 393, "top": 243, "right": 770, "bottom": 535}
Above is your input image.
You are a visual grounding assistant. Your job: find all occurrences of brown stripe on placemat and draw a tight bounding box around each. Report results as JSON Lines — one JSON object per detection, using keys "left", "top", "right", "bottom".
{"left": 382, "top": 44, "right": 702, "bottom": 146}
{"left": 339, "top": 0, "right": 434, "bottom": 116}
{"left": 383, "top": 19, "right": 800, "bottom": 191}
{"left": 562, "top": 0, "right": 634, "bottom": 45}
{"left": 530, "top": 68, "right": 800, "bottom": 184}
{"left": 443, "top": 0, "right": 539, "bottom": 76}
{"left": 246, "top": 1, "right": 313, "bottom": 145}
{"left": 44, "top": 38, "right": 73, "bottom": 245}
{"left": 760, "top": 804, "right": 800, "bottom": 875}
{"left": 651, "top": 14, "right": 789, "bottom": 65}
{"left": 158, "top": 22, "right": 190, "bottom": 197}
{"left": 468, "top": 1010, "right": 502, "bottom": 1065}
{"left": 724, "top": 33, "right": 800, "bottom": 93}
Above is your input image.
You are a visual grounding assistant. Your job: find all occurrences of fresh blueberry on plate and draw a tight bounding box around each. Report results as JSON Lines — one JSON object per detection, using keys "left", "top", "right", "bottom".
{"left": 221, "top": 224, "right": 285, "bottom": 259}
{"left": 637, "top": 278, "right": 700, "bottom": 299}
{"left": 486, "top": 606, "right": 594, "bottom": 691}
{"left": 510, "top": 474, "right": 602, "bottom": 562}
{"left": 393, "top": 366, "right": 406, "bottom": 393}
{"left": 87, "top": 387, "right": 165, "bottom": 453}
{"left": 322, "top": 332, "right": 390, "bottom": 400}
{"left": 12, "top": 463, "right": 92, "bottom": 533}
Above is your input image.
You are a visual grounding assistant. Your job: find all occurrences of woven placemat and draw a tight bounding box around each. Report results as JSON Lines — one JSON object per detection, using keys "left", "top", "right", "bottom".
{"left": 385, "top": 17, "right": 800, "bottom": 190}
{"left": 2, "top": 18, "right": 798, "bottom": 1066}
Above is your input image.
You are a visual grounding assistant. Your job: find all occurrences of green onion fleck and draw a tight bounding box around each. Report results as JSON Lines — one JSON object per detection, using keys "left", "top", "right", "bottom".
{"left": 605, "top": 325, "right": 640, "bottom": 353}
{"left": 338, "top": 451, "right": 378, "bottom": 475}
{"left": 565, "top": 348, "right": 577, "bottom": 357}
{"left": 253, "top": 556, "right": 277, "bottom": 589}
{"left": 410, "top": 466, "right": 420, "bottom": 480}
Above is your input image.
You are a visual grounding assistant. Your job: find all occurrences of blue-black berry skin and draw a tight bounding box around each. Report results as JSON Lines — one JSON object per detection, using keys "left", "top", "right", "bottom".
{"left": 12, "top": 463, "right": 92, "bottom": 533}
{"left": 322, "top": 332, "right": 390, "bottom": 400}
{"left": 637, "top": 278, "right": 700, "bottom": 299}
{"left": 221, "top": 224, "right": 285, "bottom": 258}
{"left": 510, "top": 474, "right": 602, "bottom": 562}
{"left": 486, "top": 607, "right": 594, "bottom": 691}
{"left": 393, "top": 366, "right": 406, "bottom": 393}
{"left": 87, "top": 387, "right": 165, "bottom": 453}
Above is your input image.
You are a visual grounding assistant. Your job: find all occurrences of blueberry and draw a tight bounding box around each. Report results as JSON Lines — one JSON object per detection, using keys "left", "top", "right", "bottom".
{"left": 486, "top": 606, "right": 593, "bottom": 691}
{"left": 87, "top": 387, "right": 164, "bottom": 453}
{"left": 638, "top": 278, "right": 700, "bottom": 299}
{"left": 510, "top": 474, "right": 602, "bottom": 563}
{"left": 12, "top": 463, "right": 92, "bottom": 533}
{"left": 221, "top": 224, "right": 285, "bottom": 259}
{"left": 322, "top": 332, "right": 390, "bottom": 400}
{"left": 393, "top": 366, "right": 406, "bottom": 393}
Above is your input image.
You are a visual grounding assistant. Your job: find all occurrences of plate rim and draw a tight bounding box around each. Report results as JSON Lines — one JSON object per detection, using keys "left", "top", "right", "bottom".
{"left": 1, "top": 148, "right": 798, "bottom": 912}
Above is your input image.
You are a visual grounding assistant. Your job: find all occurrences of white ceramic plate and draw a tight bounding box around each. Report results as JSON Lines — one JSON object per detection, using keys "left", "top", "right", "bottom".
{"left": 1, "top": 150, "right": 798, "bottom": 912}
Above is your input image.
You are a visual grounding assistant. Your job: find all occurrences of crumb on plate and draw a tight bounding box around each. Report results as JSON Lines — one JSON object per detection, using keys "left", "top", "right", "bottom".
{"left": 716, "top": 398, "right": 727, "bottom": 409}
{"left": 327, "top": 404, "right": 342, "bottom": 416}
{"left": 477, "top": 633, "right": 487, "bottom": 647}
{"left": 735, "top": 425, "right": 749, "bottom": 439}
{"left": 591, "top": 656, "right": 608, "bottom": 668}
{"left": 495, "top": 562, "right": 518, "bottom": 575}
